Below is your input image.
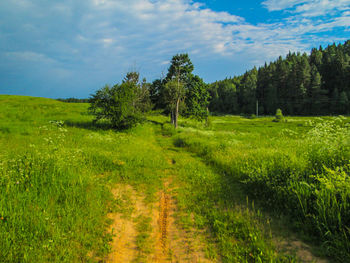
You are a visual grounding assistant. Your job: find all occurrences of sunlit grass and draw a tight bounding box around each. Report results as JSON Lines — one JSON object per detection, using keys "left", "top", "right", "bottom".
{"left": 173, "top": 114, "right": 350, "bottom": 261}
{"left": 0, "top": 95, "right": 165, "bottom": 262}
{"left": 1, "top": 95, "right": 348, "bottom": 262}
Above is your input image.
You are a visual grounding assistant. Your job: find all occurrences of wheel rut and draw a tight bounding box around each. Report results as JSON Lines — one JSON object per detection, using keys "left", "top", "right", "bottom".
{"left": 106, "top": 181, "right": 213, "bottom": 262}
{"left": 159, "top": 191, "right": 169, "bottom": 253}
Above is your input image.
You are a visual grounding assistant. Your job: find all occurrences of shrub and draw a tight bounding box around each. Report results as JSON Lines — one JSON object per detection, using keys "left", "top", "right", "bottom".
{"left": 89, "top": 83, "right": 143, "bottom": 129}
{"left": 273, "top": 108, "right": 284, "bottom": 122}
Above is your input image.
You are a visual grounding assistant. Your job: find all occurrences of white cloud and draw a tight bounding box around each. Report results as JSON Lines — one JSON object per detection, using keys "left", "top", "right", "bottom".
{"left": 262, "top": 0, "right": 307, "bottom": 11}
{"left": 0, "top": 0, "right": 349, "bottom": 97}
{"left": 5, "top": 51, "right": 56, "bottom": 64}
{"left": 76, "top": 0, "right": 349, "bottom": 67}
{"left": 262, "top": 0, "right": 350, "bottom": 16}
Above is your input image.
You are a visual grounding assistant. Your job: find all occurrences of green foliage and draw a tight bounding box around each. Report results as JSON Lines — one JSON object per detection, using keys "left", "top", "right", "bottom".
{"left": 209, "top": 39, "right": 350, "bottom": 116}
{"left": 89, "top": 83, "right": 143, "bottom": 129}
{"left": 166, "top": 53, "right": 194, "bottom": 82}
{"left": 184, "top": 75, "right": 210, "bottom": 121}
{"left": 208, "top": 77, "right": 239, "bottom": 114}
{"left": 89, "top": 71, "right": 153, "bottom": 129}
{"left": 163, "top": 79, "right": 185, "bottom": 113}
{"left": 149, "top": 78, "right": 166, "bottom": 110}
{"left": 150, "top": 54, "right": 210, "bottom": 126}
{"left": 273, "top": 108, "right": 284, "bottom": 122}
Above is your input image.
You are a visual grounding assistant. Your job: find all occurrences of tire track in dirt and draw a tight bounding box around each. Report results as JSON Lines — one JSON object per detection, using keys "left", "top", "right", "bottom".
{"left": 152, "top": 190, "right": 171, "bottom": 262}
{"left": 159, "top": 191, "right": 169, "bottom": 252}
{"left": 106, "top": 185, "right": 149, "bottom": 263}
{"left": 152, "top": 177, "right": 214, "bottom": 263}
{"left": 105, "top": 163, "right": 215, "bottom": 262}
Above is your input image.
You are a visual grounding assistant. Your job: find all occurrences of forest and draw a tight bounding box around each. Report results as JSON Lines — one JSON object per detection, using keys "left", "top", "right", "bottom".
{"left": 208, "top": 40, "right": 350, "bottom": 116}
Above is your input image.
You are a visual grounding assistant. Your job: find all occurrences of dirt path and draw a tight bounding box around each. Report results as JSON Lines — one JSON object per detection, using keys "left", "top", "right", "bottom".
{"left": 106, "top": 185, "right": 144, "bottom": 263}
{"left": 106, "top": 180, "right": 212, "bottom": 263}
{"left": 152, "top": 191, "right": 170, "bottom": 261}
{"left": 275, "top": 236, "right": 329, "bottom": 263}
{"left": 104, "top": 127, "right": 328, "bottom": 263}
{"left": 152, "top": 182, "right": 211, "bottom": 263}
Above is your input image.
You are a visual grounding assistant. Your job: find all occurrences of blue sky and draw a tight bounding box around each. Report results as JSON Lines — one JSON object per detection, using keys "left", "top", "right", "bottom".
{"left": 0, "top": 0, "right": 349, "bottom": 98}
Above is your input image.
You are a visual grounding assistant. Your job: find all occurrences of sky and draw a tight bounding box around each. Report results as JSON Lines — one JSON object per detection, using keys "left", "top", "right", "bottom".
{"left": 0, "top": 0, "right": 349, "bottom": 98}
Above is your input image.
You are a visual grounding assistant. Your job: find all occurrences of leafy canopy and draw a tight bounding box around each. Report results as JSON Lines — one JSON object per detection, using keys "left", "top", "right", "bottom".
{"left": 89, "top": 81, "right": 143, "bottom": 129}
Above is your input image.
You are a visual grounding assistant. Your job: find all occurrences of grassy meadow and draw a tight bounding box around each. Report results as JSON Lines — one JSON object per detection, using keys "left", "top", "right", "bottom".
{"left": 0, "top": 95, "right": 166, "bottom": 262}
{"left": 1, "top": 95, "right": 349, "bottom": 262}
{"left": 173, "top": 115, "right": 350, "bottom": 261}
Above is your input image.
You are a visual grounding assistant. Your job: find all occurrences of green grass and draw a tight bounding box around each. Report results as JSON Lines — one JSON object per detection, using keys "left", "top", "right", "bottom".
{"left": 1, "top": 95, "right": 348, "bottom": 262}
{"left": 173, "top": 115, "right": 350, "bottom": 261}
{"left": 156, "top": 127, "right": 296, "bottom": 262}
{"left": 0, "top": 95, "right": 165, "bottom": 262}
{"left": 135, "top": 215, "right": 153, "bottom": 262}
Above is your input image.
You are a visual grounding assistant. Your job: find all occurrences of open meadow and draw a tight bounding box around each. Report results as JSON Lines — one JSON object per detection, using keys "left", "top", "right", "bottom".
{"left": 0, "top": 95, "right": 349, "bottom": 262}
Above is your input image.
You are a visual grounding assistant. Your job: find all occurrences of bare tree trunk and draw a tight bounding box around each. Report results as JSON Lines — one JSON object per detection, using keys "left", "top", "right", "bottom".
{"left": 175, "top": 98, "right": 180, "bottom": 128}
{"left": 205, "top": 107, "right": 209, "bottom": 126}
{"left": 170, "top": 111, "right": 174, "bottom": 125}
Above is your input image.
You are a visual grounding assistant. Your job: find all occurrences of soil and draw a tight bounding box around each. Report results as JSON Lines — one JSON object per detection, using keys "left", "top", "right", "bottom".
{"left": 106, "top": 185, "right": 140, "bottom": 263}
{"left": 277, "top": 238, "right": 329, "bottom": 263}
{"left": 105, "top": 181, "right": 213, "bottom": 263}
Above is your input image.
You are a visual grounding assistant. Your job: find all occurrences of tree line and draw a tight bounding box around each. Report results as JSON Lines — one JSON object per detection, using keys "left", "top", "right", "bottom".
{"left": 89, "top": 40, "right": 349, "bottom": 129}
{"left": 57, "top": 98, "right": 89, "bottom": 103}
{"left": 209, "top": 40, "right": 350, "bottom": 115}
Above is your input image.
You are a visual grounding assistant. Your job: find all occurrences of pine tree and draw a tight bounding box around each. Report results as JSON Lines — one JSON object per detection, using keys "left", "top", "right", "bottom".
{"left": 308, "top": 65, "right": 324, "bottom": 114}
{"left": 185, "top": 75, "right": 210, "bottom": 121}
{"left": 339, "top": 91, "right": 349, "bottom": 114}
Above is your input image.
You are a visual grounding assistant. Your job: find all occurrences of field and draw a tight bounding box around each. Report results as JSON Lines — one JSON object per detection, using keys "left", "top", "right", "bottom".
{"left": 0, "top": 95, "right": 349, "bottom": 262}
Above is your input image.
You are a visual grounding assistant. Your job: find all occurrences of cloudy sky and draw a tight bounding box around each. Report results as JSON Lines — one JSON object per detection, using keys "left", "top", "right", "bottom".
{"left": 0, "top": 0, "right": 349, "bottom": 98}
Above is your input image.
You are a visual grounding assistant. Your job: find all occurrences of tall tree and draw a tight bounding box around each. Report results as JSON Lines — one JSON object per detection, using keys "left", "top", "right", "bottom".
{"left": 164, "top": 54, "right": 208, "bottom": 128}
{"left": 163, "top": 77, "right": 185, "bottom": 128}
{"left": 185, "top": 75, "right": 210, "bottom": 121}
{"left": 238, "top": 68, "right": 257, "bottom": 114}
{"left": 308, "top": 65, "right": 325, "bottom": 114}
{"left": 149, "top": 78, "right": 166, "bottom": 110}
{"left": 137, "top": 78, "right": 152, "bottom": 113}
{"left": 123, "top": 72, "right": 152, "bottom": 112}
{"left": 166, "top": 53, "right": 194, "bottom": 82}
{"left": 339, "top": 91, "right": 349, "bottom": 114}
{"left": 123, "top": 71, "right": 140, "bottom": 84}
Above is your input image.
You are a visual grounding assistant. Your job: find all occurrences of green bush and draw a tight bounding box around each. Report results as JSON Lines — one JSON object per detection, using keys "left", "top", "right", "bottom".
{"left": 273, "top": 108, "right": 284, "bottom": 122}
{"left": 89, "top": 82, "right": 144, "bottom": 129}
